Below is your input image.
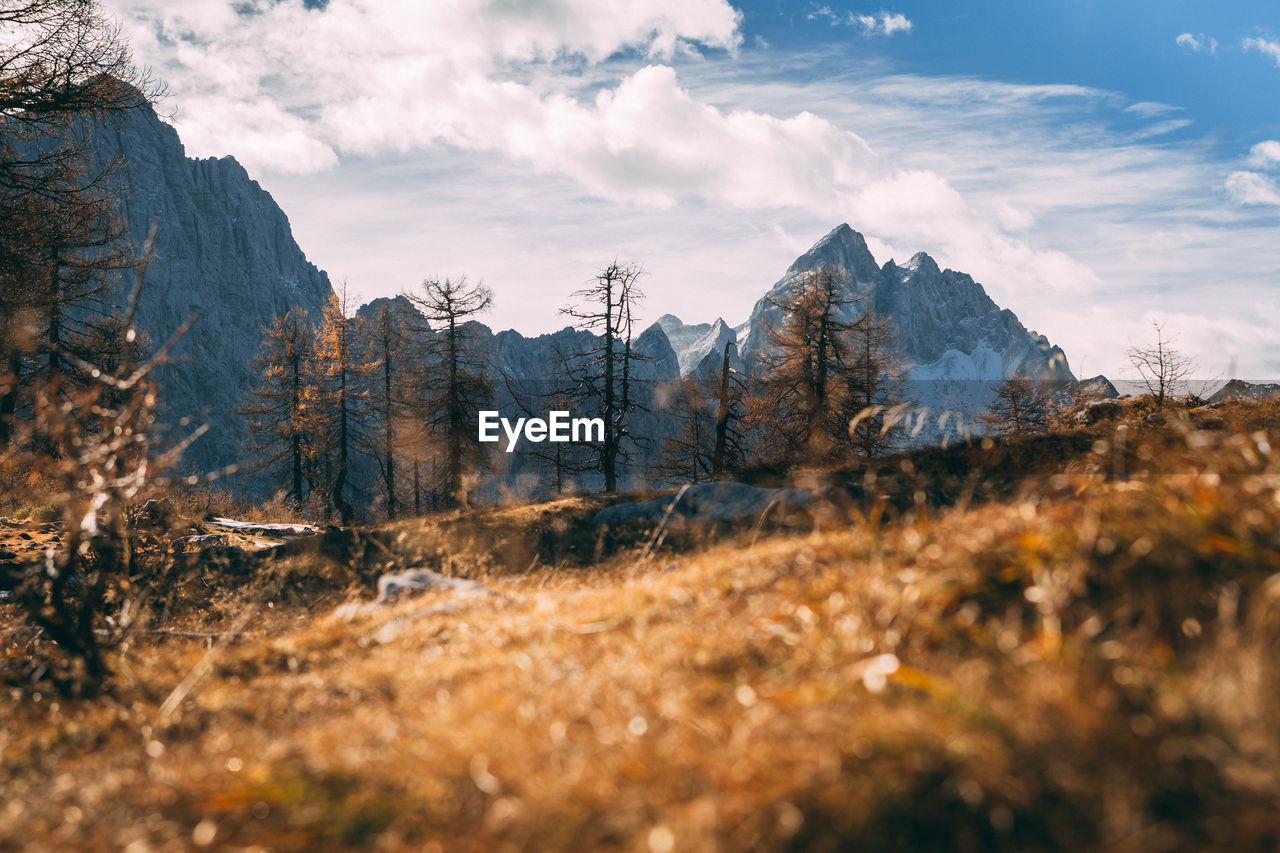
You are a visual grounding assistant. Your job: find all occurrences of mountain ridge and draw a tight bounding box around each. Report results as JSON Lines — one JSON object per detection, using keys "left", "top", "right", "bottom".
{"left": 91, "top": 106, "right": 1078, "bottom": 494}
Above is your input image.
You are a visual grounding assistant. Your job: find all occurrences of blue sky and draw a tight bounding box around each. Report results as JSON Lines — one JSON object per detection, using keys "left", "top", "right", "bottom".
{"left": 103, "top": 0, "right": 1279, "bottom": 379}
{"left": 746, "top": 1, "right": 1278, "bottom": 143}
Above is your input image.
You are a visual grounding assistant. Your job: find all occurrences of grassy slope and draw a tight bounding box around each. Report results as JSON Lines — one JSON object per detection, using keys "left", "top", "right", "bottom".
{"left": 3, "top": 404, "right": 1280, "bottom": 851}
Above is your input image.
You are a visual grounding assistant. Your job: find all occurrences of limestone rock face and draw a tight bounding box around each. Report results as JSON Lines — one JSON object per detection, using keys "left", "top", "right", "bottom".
{"left": 90, "top": 103, "right": 333, "bottom": 479}
{"left": 658, "top": 315, "right": 740, "bottom": 380}
{"left": 731, "top": 224, "right": 1072, "bottom": 384}
{"left": 661, "top": 223, "right": 1075, "bottom": 441}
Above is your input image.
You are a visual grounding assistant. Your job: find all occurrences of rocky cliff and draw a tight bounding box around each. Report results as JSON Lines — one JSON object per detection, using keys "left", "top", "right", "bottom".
{"left": 662, "top": 224, "right": 1074, "bottom": 440}
{"left": 1208, "top": 379, "right": 1280, "bottom": 404}
{"left": 90, "top": 103, "right": 333, "bottom": 480}
{"left": 730, "top": 224, "right": 1072, "bottom": 383}
{"left": 84, "top": 106, "right": 1078, "bottom": 498}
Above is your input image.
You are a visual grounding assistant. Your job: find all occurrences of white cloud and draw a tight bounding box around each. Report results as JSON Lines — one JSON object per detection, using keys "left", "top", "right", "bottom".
{"left": 1226, "top": 171, "right": 1280, "bottom": 206}
{"left": 105, "top": 0, "right": 744, "bottom": 174}
{"left": 878, "top": 14, "right": 913, "bottom": 36}
{"left": 1249, "top": 140, "right": 1280, "bottom": 167}
{"left": 104, "top": 2, "right": 935, "bottom": 232}
{"left": 675, "top": 61, "right": 1280, "bottom": 377}
{"left": 100, "top": 2, "right": 1280, "bottom": 379}
{"left": 807, "top": 5, "right": 837, "bottom": 24}
{"left": 1176, "top": 32, "right": 1218, "bottom": 54}
{"left": 1243, "top": 36, "right": 1280, "bottom": 66}
{"left": 1124, "top": 101, "right": 1178, "bottom": 118}
{"left": 851, "top": 12, "right": 912, "bottom": 36}
{"left": 807, "top": 7, "right": 911, "bottom": 36}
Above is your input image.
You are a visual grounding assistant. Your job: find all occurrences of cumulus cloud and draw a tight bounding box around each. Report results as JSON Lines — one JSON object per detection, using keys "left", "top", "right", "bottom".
{"left": 1249, "top": 139, "right": 1280, "bottom": 167}
{"left": 1226, "top": 171, "right": 1280, "bottom": 206}
{"left": 1176, "top": 32, "right": 1218, "bottom": 54}
{"left": 101, "top": 0, "right": 1278, "bottom": 378}
{"left": 104, "top": 0, "right": 745, "bottom": 174}
{"left": 1243, "top": 36, "right": 1280, "bottom": 66}
{"left": 103, "top": 0, "right": 939, "bottom": 224}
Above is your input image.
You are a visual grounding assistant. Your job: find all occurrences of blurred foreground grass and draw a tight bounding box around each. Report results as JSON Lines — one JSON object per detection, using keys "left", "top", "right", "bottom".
{"left": 3, "top": 402, "right": 1280, "bottom": 851}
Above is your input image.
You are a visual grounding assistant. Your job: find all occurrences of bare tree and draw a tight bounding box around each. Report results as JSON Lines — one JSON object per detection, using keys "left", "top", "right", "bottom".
{"left": 240, "top": 308, "right": 314, "bottom": 508}
{"left": 304, "top": 284, "right": 371, "bottom": 525}
{"left": 5, "top": 238, "right": 200, "bottom": 695}
{"left": 502, "top": 366, "right": 596, "bottom": 496}
{"left": 0, "top": 0, "right": 164, "bottom": 446}
{"left": 710, "top": 340, "right": 748, "bottom": 478}
{"left": 654, "top": 340, "right": 748, "bottom": 485}
{"left": 406, "top": 276, "right": 494, "bottom": 508}
{"left": 982, "top": 374, "right": 1052, "bottom": 437}
{"left": 652, "top": 378, "right": 716, "bottom": 486}
{"left": 1128, "top": 321, "right": 1194, "bottom": 410}
{"left": 561, "top": 261, "right": 645, "bottom": 492}
{"left": 362, "top": 299, "right": 419, "bottom": 518}
{"left": 842, "top": 308, "right": 909, "bottom": 458}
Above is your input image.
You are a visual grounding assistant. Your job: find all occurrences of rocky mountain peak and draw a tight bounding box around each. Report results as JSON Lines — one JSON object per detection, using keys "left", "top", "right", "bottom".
{"left": 785, "top": 223, "right": 880, "bottom": 283}
{"left": 900, "top": 251, "right": 940, "bottom": 276}
{"left": 1208, "top": 379, "right": 1280, "bottom": 403}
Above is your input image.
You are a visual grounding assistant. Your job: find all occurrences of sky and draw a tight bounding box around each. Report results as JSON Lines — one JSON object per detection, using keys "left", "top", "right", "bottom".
{"left": 100, "top": 0, "right": 1280, "bottom": 380}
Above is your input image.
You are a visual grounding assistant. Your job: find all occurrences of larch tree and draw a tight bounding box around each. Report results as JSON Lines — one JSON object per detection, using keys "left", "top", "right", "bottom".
{"left": 406, "top": 276, "right": 494, "bottom": 509}
{"left": 841, "top": 308, "right": 909, "bottom": 459}
{"left": 304, "top": 285, "right": 371, "bottom": 525}
{"left": 362, "top": 299, "right": 418, "bottom": 518}
{"left": 1127, "top": 321, "right": 1194, "bottom": 410}
{"left": 561, "top": 260, "right": 645, "bottom": 492}
{"left": 654, "top": 341, "right": 748, "bottom": 485}
{"left": 981, "top": 374, "right": 1052, "bottom": 438}
{"left": 751, "top": 266, "right": 906, "bottom": 464}
{"left": 751, "top": 264, "right": 855, "bottom": 463}
{"left": 652, "top": 378, "right": 716, "bottom": 486}
{"left": 240, "top": 308, "right": 315, "bottom": 508}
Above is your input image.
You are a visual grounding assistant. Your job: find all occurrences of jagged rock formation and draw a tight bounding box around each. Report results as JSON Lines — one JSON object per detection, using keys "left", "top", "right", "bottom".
{"left": 729, "top": 224, "right": 1071, "bottom": 383}
{"left": 657, "top": 315, "right": 742, "bottom": 380}
{"left": 661, "top": 224, "right": 1074, "bottom": 439}
{"left": 1073, "top": 375, "right": 1120, "bottom": 400}
{"left": 90, "top": 102, "right": 333, "bottom": 479}
{"left": 1208, "top": 379, "right": 1280, "bottom": 404}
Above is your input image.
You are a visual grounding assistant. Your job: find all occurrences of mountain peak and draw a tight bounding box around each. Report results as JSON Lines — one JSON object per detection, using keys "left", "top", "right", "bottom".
{"left": 785, "top": 223, "right": 880, "bottom": 282}
{"left": 902, "top": 251, "right": 940, "bottom": 275}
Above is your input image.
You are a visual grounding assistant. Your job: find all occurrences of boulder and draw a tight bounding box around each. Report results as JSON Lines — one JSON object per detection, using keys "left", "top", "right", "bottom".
{"left": 375, "top": 569, "right": 489, "bottom": 604}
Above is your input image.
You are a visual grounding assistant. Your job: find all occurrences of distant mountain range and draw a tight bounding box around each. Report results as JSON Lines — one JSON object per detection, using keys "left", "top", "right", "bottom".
{"left": 658, "top": 223, "right": 1076, "bottom": 437}
{"left": 90, "top": 100, "right": 1175, "bottom": 497}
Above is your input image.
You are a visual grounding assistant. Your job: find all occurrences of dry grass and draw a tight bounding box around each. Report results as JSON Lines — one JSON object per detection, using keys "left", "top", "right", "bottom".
{"left": 159, "top": 484, "right": 315, "bottom": 527}
{"left": 3, "top": 413, "right": 1280, "bottom": 851}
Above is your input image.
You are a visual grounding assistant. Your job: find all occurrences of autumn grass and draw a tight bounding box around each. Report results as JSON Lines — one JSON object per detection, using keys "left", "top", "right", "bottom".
{"left": 3, "top": 410, "right": 1280, "bottom": 851}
